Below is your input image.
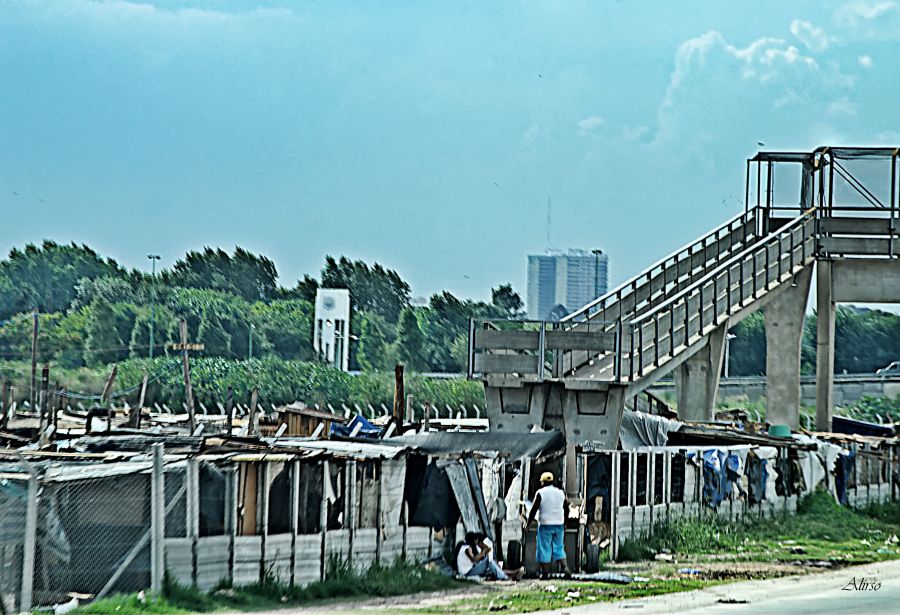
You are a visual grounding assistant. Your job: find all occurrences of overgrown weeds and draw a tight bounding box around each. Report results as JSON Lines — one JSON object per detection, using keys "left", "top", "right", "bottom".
{"left": 618, "top": 490, "right": 900, "bottom": 562}
{"left": 69, "top": 557, "right": 459, "bottom": 614}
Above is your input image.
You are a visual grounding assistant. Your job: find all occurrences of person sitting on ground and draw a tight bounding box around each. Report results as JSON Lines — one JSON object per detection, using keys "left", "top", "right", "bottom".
{"left": 455, "top": 532, "right": 509, "bottom": 580}
{"left": 524, "top": 471, "right": 571, "bottom": 579}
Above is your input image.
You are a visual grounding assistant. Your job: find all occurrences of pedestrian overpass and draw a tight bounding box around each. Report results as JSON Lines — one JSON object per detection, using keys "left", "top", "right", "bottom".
{"left": 468, "top": 147, "right": 900, "bottom": 490}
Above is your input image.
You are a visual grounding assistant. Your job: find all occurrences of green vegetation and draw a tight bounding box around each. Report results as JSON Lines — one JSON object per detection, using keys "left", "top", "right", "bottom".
{"left": 0, "top": 357, "right": 484, "bottom": 407}
{"left": 70, "top": 559, "right": 461, "bottom": 615}
{"left": 727, "top": 307, "right": 900, "bottom": 377}
{"left": 0, "top": 243, "right": 521, "bottom": 393}
{"left": 619, "top": 490, "right": 900, "bottom": 565}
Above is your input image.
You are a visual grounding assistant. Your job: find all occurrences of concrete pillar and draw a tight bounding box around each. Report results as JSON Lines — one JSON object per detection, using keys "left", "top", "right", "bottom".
{"left": 765, "top": 266, "right": 812, "bottom": 429}
{"left": 816, "top": 260, "right": 836, "bottom": 431}
{"left": 674, "top": 326, "right": 726, "bottom": 422}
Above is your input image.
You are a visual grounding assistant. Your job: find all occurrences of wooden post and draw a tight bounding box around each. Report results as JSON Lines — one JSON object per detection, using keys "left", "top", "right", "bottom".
{"left": 29, "top": 307, "right": 38, "bottom": 411}
{"left": 1, "top": 381, "right": 9, "bottom": 430}
{"left": 101, "top": 364, "right": 118, "bottom": 433}
{"left": 249, "top": 386, "right": 260, "bottom": 436}
{"left": 405, "top": 394, "right": 414, "bottom": 425}
{"left": 225, "top": 386, "right": 235, "bottom": 436}
{"left": 179, "top": 319, "right": 197, "bottom": 433}
{"left": 319, "top": 459, "right": 329, "bottom": 581}
{"left": 150, "top": 443, "right": 165, "bottom": 594}
{"left": 133, "top": 374, "right": 149, "bottom": 428}
{"left": 39, "top": 364, "right": 50, "bottom": 428}
{"left": 393, "top": 364, "right": 405, "bottom": 430}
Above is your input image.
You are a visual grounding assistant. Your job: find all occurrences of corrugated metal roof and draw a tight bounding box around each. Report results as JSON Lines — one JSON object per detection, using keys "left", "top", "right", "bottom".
{"left": 272, "top": 438, "right": 409, "bottom": 459}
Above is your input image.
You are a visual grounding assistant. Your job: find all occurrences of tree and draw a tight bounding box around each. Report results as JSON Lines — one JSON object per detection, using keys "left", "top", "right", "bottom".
{"left": 491, "top": 283, "right": 524, "bottom": 319}
{"left": 357, "top": 313, "right": 389, "bottom": 372}
{"left": 167, "top": 247, "right": 278, "bottom": 302}
{"left": 728, "top": 312, "right": 765, "bottom": 376}
{"left": 321, "top": 256, "right": 411, "bottom": 324}
{"left": 397, "top": 307, "right": 428, "bottom": 371}
{"left": 251, "top": 300, "right": 314, "bottom": 361}
{"left": 0, "top": 241, "right": 125, "bottom": 319}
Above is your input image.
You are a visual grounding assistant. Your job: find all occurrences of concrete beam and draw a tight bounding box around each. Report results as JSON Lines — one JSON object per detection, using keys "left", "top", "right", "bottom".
{"left": 833, "top": 259, "right": 900, "bottom": 303}
{"left": 765, "top": 266, "right": 812, "bottom": 429}
{"left": 816, "top": 260, "right": 836, "bottom": 431}
{"left": 674, "top": 325, "right": 727, "bottom": 422}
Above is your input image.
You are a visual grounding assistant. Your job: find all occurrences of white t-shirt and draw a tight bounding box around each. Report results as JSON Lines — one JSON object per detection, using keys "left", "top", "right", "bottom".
{"left": 456, "top": 545, "right": 475, "bottom": 575}
{"left": 536, "top": 485, "right": 565, "bottom": 525}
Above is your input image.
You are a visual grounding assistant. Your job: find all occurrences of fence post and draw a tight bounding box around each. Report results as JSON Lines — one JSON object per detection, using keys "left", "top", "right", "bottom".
{"left": 17, "top": 458, "right": 38, "bottom": 613}
{"left": 319, "top": 460, "right": 330, "bottom": 581}
{"left": 346, "top": 460, "right": 357, "bottom": 570}
{"left": 375, "top": 460, "right": 384, "bottom": 565}
{"left": 150, "top": 443, "right": 165, "bottom": 594}
{"left": 186, "top": 458, "right": 200, "bottom": 586}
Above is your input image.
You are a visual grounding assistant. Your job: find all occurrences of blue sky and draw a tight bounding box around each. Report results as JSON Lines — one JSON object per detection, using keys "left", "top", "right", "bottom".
{"left": 1, "top": 0, "right": 898, "bottom": 302}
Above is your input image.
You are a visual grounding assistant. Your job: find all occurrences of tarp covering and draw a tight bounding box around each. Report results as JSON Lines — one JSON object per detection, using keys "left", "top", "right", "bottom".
{"left": 391, "top": 429, "right": 564, "bottom": 459}
{"left": 330, "top": 415, "right": 381, "bottom": 438}
{"left": 619, "top": 410, "right": 681, "bottom": 450}
{"left": 832, "top": 416, "right": 895, "bottom": 438}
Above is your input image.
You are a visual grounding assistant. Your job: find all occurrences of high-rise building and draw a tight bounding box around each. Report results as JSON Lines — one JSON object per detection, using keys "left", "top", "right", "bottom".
{"left": 527, "top": 249, "right": 609, "bottom": 320}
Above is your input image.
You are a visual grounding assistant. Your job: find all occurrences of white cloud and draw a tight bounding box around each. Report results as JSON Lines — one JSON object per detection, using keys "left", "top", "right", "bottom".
{"left": 858, "top": 54, "right": 875, "bottom": 67}
{"left": 577, "top": 115, "right": 604, "bottom": 136}
{"left": 652, "top": 30, "right": 854, "bottom": 157}
{"left": 790, "top": 19, "right": 831, "bottom": 52}
{"left": 834, "top": 1, "right": 900, "bottom": 39}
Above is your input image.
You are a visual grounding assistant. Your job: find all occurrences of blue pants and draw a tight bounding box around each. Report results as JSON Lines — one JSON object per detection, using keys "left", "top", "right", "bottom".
{"left": 536, "top": 524, "right": 566, "bottom": 564}
{"left": 466, "top": 557, "right": 509, "bottom": 580}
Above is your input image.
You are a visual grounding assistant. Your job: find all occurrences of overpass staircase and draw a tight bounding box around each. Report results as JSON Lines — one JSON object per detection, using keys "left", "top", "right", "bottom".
{"left": 468, "top": 147, "right": 900, "bottom": 478}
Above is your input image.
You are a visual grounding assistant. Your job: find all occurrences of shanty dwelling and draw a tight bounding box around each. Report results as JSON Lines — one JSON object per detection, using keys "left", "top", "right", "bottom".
{"left": 574, "top": 411, "right": 899, "bottom": 567}
{"left": 0, "top": 437, "right": 444, "bottom": 612}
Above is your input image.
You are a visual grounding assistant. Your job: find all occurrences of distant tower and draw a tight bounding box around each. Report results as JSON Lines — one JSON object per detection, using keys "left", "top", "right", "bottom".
{"left": 527, "top": 249, "right": 609, "bottom": 320}
{"left": 314, "top": 288, "right": 350, "bottom": 371}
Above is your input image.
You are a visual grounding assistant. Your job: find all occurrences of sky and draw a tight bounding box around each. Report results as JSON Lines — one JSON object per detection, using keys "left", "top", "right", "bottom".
{"left": 1, "top": 0, "right": 899, "bottom": 304}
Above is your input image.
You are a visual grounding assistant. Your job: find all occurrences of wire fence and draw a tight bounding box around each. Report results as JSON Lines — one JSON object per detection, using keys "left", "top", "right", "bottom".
{"left": 0, "top": 463, "right": 29, "bottom": 613}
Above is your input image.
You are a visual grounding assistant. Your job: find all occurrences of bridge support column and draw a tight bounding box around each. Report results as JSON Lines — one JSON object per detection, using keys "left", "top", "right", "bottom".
{"left": 816, "top": 260, "right": 835, "bottom": 431}
{"left": 765, "top": 266, "right": 812, "bottom": 430}
{"left": 674, "top": 326, "right": 726, "bottom": 422}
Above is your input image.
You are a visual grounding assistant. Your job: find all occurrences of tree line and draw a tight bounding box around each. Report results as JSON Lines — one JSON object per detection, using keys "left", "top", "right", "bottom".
{"left": 0, "top": 240, "right": 896, "bottom": 379}
{"left": 0, "top": 241, "right": 524, "bottom": 373}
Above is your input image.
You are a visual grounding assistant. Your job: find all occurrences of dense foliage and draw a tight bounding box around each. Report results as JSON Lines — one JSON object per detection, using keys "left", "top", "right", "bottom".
{"left": 726, "top": 306, "right": 900, "bottom": 377}
{"left": 0, "top": 242, "right": 519, "bottom": 376}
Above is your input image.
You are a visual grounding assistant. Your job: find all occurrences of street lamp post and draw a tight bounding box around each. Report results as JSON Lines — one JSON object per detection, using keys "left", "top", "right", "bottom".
{"left": 724, "top": 332, "right": 737, "bottom": 378}
{"left": 147, "top": 254, "right": 161, "bottom": 360}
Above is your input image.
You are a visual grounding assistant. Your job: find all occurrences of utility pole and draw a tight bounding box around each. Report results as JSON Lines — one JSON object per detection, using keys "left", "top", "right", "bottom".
{"left": 393, "top": 364, "right": 405, "bottom": 430}
{"left": 30, "top": 307, "right": 38, "bottom": 410}
{"left": 173, "top": 319, "right": 203, "bottom": 433}
{"left": 248, "top": 323, "right": 255, "bottom": 360}
{"left": 147, "top": 254, "right": 161, "bottom": 360}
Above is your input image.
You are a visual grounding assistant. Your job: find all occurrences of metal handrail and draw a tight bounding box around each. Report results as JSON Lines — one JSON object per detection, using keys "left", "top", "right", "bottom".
{"left": 624, "top": 210, "right": 817, "bottom": 381}
{"left": 629, "top": 209, "right": 816, "bottom": 326}
{"left": 562, "top": 207, "right": 761, "bottom": 322}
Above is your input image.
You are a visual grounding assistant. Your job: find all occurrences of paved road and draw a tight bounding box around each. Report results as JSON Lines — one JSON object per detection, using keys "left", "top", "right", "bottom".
{"left": 534, "top": 559, "right": 900, "bottom": 615}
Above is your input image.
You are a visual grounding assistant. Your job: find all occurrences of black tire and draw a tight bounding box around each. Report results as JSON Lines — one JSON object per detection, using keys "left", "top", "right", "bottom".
{"left": 506, "top": 540, "right": 523, "bottom": 570}
{"left": 583, "top": 544, "right": 601, "bottom": 573}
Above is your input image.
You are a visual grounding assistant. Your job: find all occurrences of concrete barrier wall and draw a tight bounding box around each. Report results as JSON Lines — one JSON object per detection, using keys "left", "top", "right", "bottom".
{"left": 650, "top": 375, "right": 900, "bottom": 407}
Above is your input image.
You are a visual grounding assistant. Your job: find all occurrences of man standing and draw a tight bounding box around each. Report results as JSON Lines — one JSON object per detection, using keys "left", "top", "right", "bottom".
{"left": 524, "top": 471, "right": 570, "bottom": 578}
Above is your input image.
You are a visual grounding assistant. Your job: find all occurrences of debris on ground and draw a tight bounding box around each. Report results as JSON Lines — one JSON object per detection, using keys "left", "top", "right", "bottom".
{"left": 717, "top": 598, "right": 749, "bottom": 604}
{"left": 654, "top": 553, "right": 674, "bottom": 562}
{"left": 678, "top": 568, "right": 702, "bottom": 575}
{"left": 571, "top": 572, "right": 633, "bottom": 584}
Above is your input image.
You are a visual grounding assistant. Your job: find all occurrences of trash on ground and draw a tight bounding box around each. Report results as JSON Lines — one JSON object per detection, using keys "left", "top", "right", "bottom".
{"left": 571, "top": 572, "right": 633, "bottom": 584}
{"left": 678, "top": 568, "right": 702, "bottom": 575}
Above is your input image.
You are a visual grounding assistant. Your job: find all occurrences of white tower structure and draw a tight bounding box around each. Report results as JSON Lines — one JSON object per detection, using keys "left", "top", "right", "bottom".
{"left": 313, "top": 288, "right": 350, "bottom": 371}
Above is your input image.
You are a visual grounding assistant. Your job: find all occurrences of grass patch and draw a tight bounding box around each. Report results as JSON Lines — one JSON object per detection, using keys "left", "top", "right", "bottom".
{"left": 619, "top": 490, "right": 900, "bottom": 564}
{"left": 69, "top": 558, "right": 461, "bottom": 614}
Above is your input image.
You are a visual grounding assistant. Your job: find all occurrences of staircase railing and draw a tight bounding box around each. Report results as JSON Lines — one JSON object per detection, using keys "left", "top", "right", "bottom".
{"left": 558, "top": 207, "right": 764, "bottom": 377}
{"left": 621, "top": 209, "right": 817, "bottom": 382}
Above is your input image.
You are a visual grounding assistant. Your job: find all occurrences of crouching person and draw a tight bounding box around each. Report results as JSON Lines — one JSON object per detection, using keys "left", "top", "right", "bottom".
{"left": 456, "top": 532, "right": 509, "bottom": 580}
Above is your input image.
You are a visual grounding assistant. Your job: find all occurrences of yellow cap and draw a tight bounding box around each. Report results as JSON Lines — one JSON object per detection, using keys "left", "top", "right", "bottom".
{"left": 540, "top": 471, "right": 554, "bottom": 483}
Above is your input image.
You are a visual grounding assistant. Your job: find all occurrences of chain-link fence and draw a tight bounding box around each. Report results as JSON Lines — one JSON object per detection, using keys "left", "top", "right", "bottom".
{"left": 0, "top": 462, "right": 30, "bottom": 613}
{"left": 35, "top": 471, "right": 152, "bottom": 604}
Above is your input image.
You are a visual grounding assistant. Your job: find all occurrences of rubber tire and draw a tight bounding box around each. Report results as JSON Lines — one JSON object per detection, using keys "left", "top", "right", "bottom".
{"left": 583, "top": 544, "right": 601, "bottom": 573}
{"left": 506, "top": 540, "right": 523, "bottom": 570}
